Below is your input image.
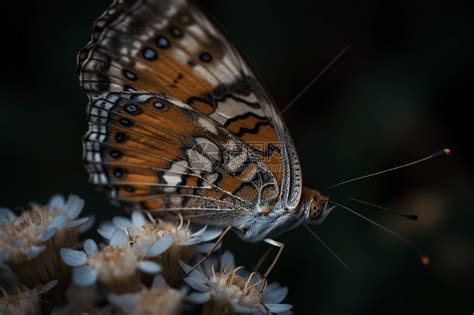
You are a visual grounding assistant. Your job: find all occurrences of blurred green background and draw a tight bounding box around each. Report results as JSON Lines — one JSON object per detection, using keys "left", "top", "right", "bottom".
{"left": 1, "top": 0, "right": 473, "bottom": 314}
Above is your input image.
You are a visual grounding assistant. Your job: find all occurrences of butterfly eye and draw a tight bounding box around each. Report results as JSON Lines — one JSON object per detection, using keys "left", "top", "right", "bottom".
{"left": 309, "top": 199, "right": 322, "bottom": 219}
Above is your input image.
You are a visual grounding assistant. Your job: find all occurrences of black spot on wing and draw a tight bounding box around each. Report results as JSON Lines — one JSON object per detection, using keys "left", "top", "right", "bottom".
{"left": 122, "top": 69, "right": 137, "bottom": 81}
{"left": 169, "top": 26, "right": 183, "bottom": 38}
{"left": 116, "top": 132, "right": 127, "bottom": 143}
{"left": 110, "top": 150, "right": 123, "bottom": 159}
{"left": 156, "top": 35, "right": 171, "bottom": 49}
{"left": 143, "top": 47, "right": 158, "bottom": 60}
{"left": 199, "top": 52, "right": 212, "bottom": 63}
{"left": 113, "top": 168, "right": 126, "bottom": 179}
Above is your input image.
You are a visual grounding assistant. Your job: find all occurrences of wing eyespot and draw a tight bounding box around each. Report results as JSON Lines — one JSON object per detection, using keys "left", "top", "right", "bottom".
{"left": 156, "top": 35, "right": 171, "bottom": 49}
{"left": 115, "top": 132, "right": 127, "bottom": 143}
{"left": 123, "top": 104, "right": 142, "bottom": 115}
{"left": 122, "top": 69, "right": 137, "bottom": 81}
{"left": 142, "top": 47, "right": 158, "bottom": 60}
{"left": 169, "top": 26, "right": 183, "bottom": 38}
{"left": 113, "top": 168, "right": 127, "bottom": 179}
{"left": 119, "top": 118, "right": 134, "bottom": 127}
{"left": 199, "top": 52, "right": 212, "bottom": 63}
{"left": 124, "top": 185, "right": 135, "bottom": 193}
{"left": 109, "top": 150, "right": 123, "bottom": 159}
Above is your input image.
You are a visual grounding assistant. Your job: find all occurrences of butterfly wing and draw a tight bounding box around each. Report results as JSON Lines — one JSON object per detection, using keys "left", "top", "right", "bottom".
{"left": 79, "top": 0, "right": 302, "bottom": 216}
{"left": 84, "top": 92, "right": 282, "bottom": 224}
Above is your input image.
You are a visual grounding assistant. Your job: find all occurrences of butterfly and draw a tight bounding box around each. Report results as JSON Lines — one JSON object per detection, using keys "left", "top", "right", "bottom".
{"left": 79, "top": 0, "right": 447, "bottom": 274}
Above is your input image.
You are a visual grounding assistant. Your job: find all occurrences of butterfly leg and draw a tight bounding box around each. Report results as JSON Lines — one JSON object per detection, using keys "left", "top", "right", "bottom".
{"left": 254, "top": 248, "right": 272, "bottom": 272}
{"left": 256, "top": 238, "right": 285, "bottom": 295}
{"left": 184, "top": 225, "right": 233, "bottom": 277}
{"left": 262, "top": 238, "right": 285, "bottom": 278}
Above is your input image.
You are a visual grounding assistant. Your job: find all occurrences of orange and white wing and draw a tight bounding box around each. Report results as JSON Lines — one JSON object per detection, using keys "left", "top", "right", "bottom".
{"left": 78, "top": 0, "right": 302, "bottom": 215}
{"left": 84, "top": 92, "right": 281, "bottom": 224}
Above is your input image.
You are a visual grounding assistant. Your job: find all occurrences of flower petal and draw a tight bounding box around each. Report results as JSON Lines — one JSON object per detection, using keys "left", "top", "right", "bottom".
{"left": 194, "top": 243, "right": 214, "bottom": 254}
{"left": 190, "top": 225, "right": 208, "bottom": 238}
{"left": 179, "top": 260, "right": 192, "bottom": 274}
{"left": 28, "top": 245, "right": 46, "bottom": 258}
{"left": 230, "top": 300, "right": 257, "bottom": 313}
{"left": 220, "top": 250, "right": 235, "bottom": 269}
{"left": 0, "top": 208, "right": 17, "bottom": 223}
{"left": 131, "top": 211, "right": 146, "bottom": 228}
{"left": 265, "top": 282, "right": 280, "bottom": 292}
{"left": 179, "top": 226, "right": 207, "bottom": 246}
{"left": 265, "top": 303, "right": 293, "bottom": 313}
{"left": 264, "top": 286, "right": 288, "bottom": 304}
{"left": 202, "top": 257, "right": 217, "bottom": 276}
{"left": 187, "top": 292, "right": 210, "bottom": 304}
{"left": 97, "top": 222, "right": 115, "bottom": 240}
{"left": 48, "top": 194, "right": 65, "bottom": 212}
{"left": 38, "top": 280, "right": 58, "bottom": 294}
{"left": 49, "top": 213, "right": 68, "bottom": 231}
{"left": 65, "top": 195, "right": 85, "bottom": 219}
{"left": 144, "top": 233, "right": 174, "bottom": 257}
{"left": 78, "top": 215, "right": 95, "bottom": 233}
{"left": 73, "top": 265, "right": 98, "bottom": 286}
{"left": 184, "top": 276, "right": 209, "bottom": 292}
{"left": 65, "top": 217, "right": 90, "bottom": 229}
{"left": 182, "top": 227, "right": 222, "bottom": 246}
{"left": 138, "top": 260, "right": 162, "bottom": 274}
{"left": 61, "top": 248, "right": 87, "bottom": 266}
{"left": 198, "top": 228, "right": 223, "bottom": 242}
{"left": 38, "top": 227, "right": 57, "bottom": 241}
{"left": 180, "top": 262, "right": 206, "bottom": 282}
{"left": 110, "top": 228, "right": 129, "bottom": 246}
{"left": 83, "top": 239, "right": 99, "bottom": 257}
{"left": 112, "top": 216, "right": 132, "bottom": 230}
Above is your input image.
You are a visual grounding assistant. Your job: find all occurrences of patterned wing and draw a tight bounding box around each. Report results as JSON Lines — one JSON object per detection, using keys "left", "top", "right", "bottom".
{"left": 79, "top": 0, "right": 302, "bottom": 212}
{"left": 84, "top": 92, "right": 281, "bottom": 224}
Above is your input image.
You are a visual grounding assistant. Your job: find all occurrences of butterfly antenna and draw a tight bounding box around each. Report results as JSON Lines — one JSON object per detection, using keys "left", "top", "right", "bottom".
{"left": 327, "top": 148, "right": 451, "bottom": 190}
{"left": 329, "top": 200, "right": 430, "bottom": 266}
{"left": 299, "top": 219, "right": 351, "bottom": 271}
{"left": 331, "top": 195, "right": 418, "bottom": 220}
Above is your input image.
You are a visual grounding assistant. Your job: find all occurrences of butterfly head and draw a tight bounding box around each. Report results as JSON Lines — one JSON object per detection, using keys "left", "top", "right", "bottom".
{"left": 300, "top": 188, "right": 335, "bottom": 225}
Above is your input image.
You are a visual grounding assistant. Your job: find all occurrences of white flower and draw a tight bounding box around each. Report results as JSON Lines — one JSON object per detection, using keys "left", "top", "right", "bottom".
{"left": 0, "top": 280, "right": 57, "bottom": 315}
{"left": 0, "top": 195, "right": 90, "bottom": 262}
{"left": 98, "top": 211, "right": 222, "bottom": 283}
{"left": 108, "top": 275, "right": 186, "bottom": 315}
{"left": 0, "top": 194, "right": 91, "bottom": 287}
{"left": 99, "top": 211, "right": 221, "bottom": 250}
{"left": 61, "top": 229, "right": 164, "bottom": 293}
{"left": 181, "top": 251, "right": 292, "bottom": 314}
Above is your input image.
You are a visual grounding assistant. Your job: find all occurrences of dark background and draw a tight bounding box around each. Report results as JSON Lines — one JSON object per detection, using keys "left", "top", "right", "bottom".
{"left": 1, "top": 0, "right": 473, "bottom": 314}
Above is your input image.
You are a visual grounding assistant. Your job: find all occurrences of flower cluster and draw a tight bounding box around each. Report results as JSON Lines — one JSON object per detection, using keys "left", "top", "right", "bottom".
{"left": 98, "top": 211, "right": 222, "bottom": 284}
{"left": 0, "top": 280, "right": 57, "bottom": 314}
{"left": 0, "top": 195, "right": 91, "bottom": 289}
{"left": 1, "top": 195, "right": 292, "bottom": 314}
{"left": 61, "top": 229, "right": 165, "bottom": 293}
{"left": 182, "top": 252, "right": 292, "bottom": 314}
